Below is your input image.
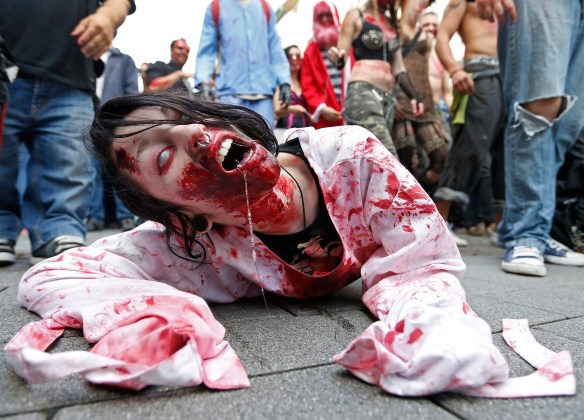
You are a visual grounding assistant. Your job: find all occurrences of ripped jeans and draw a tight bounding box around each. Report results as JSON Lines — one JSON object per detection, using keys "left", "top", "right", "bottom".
{"left": 497, "top": 0, "right": 584, "bottom": 253}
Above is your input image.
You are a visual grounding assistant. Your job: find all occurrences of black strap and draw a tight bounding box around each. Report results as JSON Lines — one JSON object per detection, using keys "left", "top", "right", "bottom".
{"left": 402, "top": 28, "right": 423, "bottom": 58}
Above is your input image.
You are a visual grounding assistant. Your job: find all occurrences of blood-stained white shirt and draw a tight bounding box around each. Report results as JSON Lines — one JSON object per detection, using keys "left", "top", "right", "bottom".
{"left": 5, "top": 126, "right": 575, "bottom": 397}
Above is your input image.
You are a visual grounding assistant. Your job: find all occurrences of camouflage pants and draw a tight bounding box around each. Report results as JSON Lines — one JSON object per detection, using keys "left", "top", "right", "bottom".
{"left": 342, "top": 81, "right": 397, "bottom": 156}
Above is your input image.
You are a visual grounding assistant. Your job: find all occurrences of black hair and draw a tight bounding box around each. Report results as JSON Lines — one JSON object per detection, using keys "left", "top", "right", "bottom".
{"left": 284, "top": 44, "right": 300, "bottom": 58}
{"left": 87, "top": 90, "right": 278, "bottom": 263}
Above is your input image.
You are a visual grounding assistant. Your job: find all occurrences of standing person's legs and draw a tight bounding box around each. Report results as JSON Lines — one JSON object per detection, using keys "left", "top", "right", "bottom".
{"left": 343, "top": 81, "right": 397, "bottom": 156}
{"left": 22, "top": 78, "right": 94, "bottom": 259}
{"left": 555, "top": 3, "right": 584, "bottom": 169}
{"left": 0, "top": 78, "right": 30, "bottom": 266}
{"left": 436, "top": 72, "right": 503, "bottom": 201}
{"left": 413, "top": 121, "right": 447, "bottom": 190}
{"left": 550, "top": 6, "right": 584, "bottom": 255}
{"left": 498, "top": 0, "right": 584, "bottom": 275}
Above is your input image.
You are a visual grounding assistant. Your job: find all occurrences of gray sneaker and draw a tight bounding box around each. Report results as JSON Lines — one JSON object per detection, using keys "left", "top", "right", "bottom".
{"left": 86, "top": 217, "right": 104, "bottom": 232}
{"left": 30, "top": 235, "right": 84, "bottom": 265}
{"left": 0, "top": 238, "right": 16, "bottom": 267}
{"left": 119, "top": 217, "right": 137, "bottom": 232}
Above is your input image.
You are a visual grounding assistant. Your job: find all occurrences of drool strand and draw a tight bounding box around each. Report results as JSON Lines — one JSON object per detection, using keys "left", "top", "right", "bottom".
{"left": 240, "top": 169, "right": 269, "bottom": 312}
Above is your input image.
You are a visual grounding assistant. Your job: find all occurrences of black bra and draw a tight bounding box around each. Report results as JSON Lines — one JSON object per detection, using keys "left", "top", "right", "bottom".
{"left": 352, "top": 10, "right": 400, "bottom": 62}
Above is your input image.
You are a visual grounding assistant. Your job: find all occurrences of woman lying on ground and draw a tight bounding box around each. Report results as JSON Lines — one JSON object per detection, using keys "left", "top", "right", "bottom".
{"left": 6, "top": 91, "right": 550, "bottom": 396}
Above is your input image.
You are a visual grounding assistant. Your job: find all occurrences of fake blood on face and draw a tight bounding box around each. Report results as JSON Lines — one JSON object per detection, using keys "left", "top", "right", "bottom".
{"left": 115, "top": 148, "right": 140, "bottom": 175}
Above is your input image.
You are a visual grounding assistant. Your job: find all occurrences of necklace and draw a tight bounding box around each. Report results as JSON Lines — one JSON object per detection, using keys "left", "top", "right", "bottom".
{"left": 280, "top": 165, "right": 307, "bottom": 230}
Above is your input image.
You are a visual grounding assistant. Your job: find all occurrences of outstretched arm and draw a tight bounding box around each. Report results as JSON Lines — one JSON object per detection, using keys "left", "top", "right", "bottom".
{"left": 326, "top": 132, "right": 508, "bottom": 395}
{"left": 6, "top": 223, "right": 253, "bottom": 390}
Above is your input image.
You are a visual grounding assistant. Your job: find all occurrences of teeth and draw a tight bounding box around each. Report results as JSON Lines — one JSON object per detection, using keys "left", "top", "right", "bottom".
{"left": 217, "top": 138, "right": 233, "bottom": 163}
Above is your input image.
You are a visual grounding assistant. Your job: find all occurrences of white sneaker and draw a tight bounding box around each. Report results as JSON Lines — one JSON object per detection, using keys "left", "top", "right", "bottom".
{"left": 447, "top": 224, "right": 468, "bottom": 247}
{"left": 452, "top": 231, "right": 468, "bottom": 247}
{"left": 543, "top": 239, "right": 584, "bottom": 266}
{"left": 501, "top": 246, "right": 546, "bottom": 277}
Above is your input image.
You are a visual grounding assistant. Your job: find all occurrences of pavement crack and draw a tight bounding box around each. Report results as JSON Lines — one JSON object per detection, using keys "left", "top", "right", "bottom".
{"left": 248, "top": 361, "right": 333, "bottom": 379}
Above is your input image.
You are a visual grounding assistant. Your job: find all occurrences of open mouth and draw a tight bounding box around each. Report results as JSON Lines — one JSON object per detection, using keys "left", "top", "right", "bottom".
{"left": 217, "top": 138, "right": 252, "bottom": 171}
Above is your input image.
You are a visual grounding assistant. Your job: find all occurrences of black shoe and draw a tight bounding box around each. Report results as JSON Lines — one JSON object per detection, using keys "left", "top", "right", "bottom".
{"left": 569, "top": 224, "right": 584, "bottom": 254}
{"left": 119, "top": 217, "right": 137, "bottom": 232}
{"left": 30, "top": 235, "right": 84, "bottom": 265}
{"left": 86, "top": 217, "right": 104, "bottom": 232}
{"left": 0, "top": 238, "right": 16, "bottom": 267}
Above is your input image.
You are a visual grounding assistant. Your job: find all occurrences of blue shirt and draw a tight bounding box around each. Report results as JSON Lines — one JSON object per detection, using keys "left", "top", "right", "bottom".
{"left": 194, "top": 0, "right": 290, "bottom": 97}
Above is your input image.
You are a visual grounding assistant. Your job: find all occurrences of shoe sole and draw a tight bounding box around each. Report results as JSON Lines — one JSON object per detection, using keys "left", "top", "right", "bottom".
{"left": 501, "top": 261, "right": 547, "bottom": 277}
{"left": 0, "top": 252, "right": 16, "bottom": 267}
{"left": 0, "top": 258, "right": 16, "bottom": 267}
{"left": 543, "top": 255, "right": 584, "bottom": 266}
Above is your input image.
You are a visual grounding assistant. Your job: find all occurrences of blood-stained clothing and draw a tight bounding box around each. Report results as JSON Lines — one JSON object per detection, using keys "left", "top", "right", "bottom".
{"left": 4, "top": 126, "right": 575, "bottom": 396}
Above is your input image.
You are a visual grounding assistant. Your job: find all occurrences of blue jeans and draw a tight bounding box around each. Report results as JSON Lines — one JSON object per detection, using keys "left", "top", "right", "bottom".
{"left": 219, "top": 95, "right": 275, "bottom": 129}
{"left": 0, "top": 76, "right": 94, "bottom": 250}
{"left": 88, "top": 156, "right": 134, "bottom": 222}
{"left": 497, "top": 0, "right": 584, "bottom": 253}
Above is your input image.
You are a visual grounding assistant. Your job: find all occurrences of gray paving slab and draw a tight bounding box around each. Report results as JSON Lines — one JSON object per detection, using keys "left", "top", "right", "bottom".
{"left": 269, "top": 280, "right": 365, "bottom": 315}
{"left": 1, "top": 336, "right": 110, "bottom": 416}
{"left": 3, "top": 414, "right": 46, "bottom": 420}
{"left": 221, "top": 310, "right": 373, "bottom": 375}
{"left": 2, "top": 228, "right": 584, "bottom": 418}
{"left": 0, "top": 285, "right": 83, "bottom": 345}
{"left": 0, "top": 286, "right": 41, "bottom": 346}
{"left": 209, "top": 296, "right": 291, "bottom": 321}
{"left": 534, "top": 317, "right": 584, "bottom": 344}
{"left": 484, "top": 285, "right": 584, "bottom": 318}
{"left": 434, "top": 330, "right": 584, "bottom": 420}
{"left": 52, "top": 364, "right": 458, "bottom": 420}
{"left": 0, "top": 334, "right": 180, "bottom": 416}
{"left": 465, "top": 293, "right": 567, "bottom": 333}
{"left": 459, "top": 254, "right": 584, "bottom": 293}
{"left": 0, "top": 261, "right": 29, "bottom": 289}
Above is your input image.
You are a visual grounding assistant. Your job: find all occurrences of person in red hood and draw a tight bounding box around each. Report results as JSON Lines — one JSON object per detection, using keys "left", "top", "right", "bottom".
{"left": 300, "top": 1, "right": 346, "bottom": 129}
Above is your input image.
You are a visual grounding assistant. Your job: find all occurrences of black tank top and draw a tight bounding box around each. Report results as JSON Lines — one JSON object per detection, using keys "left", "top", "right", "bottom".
{"left": 256, "top": 138, "right": 341, "bottom": 272}
{"left": 352, "top": 10, "right": 400, "bottom": 63}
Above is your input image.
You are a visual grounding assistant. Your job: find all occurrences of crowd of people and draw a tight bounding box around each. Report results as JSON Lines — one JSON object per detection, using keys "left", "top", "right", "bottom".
{"left": 0, "top": 0, "right": 583, "bottom": 398}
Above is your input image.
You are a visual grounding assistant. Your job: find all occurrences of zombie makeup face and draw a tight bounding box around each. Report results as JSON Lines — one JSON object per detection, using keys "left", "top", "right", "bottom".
{"left": 112, "top": 107, "right": 282, "bottom": 224}
{"left": 312, "top": 1, "right": 339, "bottom": 50}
